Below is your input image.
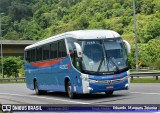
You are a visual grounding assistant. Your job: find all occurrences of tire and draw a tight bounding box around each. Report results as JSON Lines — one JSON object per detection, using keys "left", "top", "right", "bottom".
{"left": 34, "top": 81, "right": 47, "bottom": 95}
{"left": 105, "top": 91, "right": 114, "bottom": 96}
{"left": 67, "top": 81, "right": 76, "bottom": 99}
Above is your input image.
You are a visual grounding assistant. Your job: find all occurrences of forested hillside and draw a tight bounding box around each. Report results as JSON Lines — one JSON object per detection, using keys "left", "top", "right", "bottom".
{"left": 1, "top": 0, "right": 160, "bottom": 42}
{"left": 0, "top": 0, "right": 160, "bottom": 72}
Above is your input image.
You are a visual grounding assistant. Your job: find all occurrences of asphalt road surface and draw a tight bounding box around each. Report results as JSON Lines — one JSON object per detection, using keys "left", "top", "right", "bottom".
{"left": 0, "top": 83, "right": 160, "bottom": 105}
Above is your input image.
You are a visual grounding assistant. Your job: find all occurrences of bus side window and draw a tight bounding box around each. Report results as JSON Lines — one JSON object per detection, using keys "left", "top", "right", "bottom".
{"left": 30, "top": 49, "right": 33, "bottom": 62}
{"left": 28, "top": 50, "right": 31, "bottom": 62}
{"left": 66, "top": 38, "right": 82, "bottom": 71}
{"left": 43, "top": 44, "right": 50, "bottom": 60}
{"left": 50, "top": 42, "right": 58, "bottom": 59}
{"left": 33, "top": 49, "right": 36, "bottom": 62}
{"left": 36, "top": 47, "right": 42, "bottom": 61}
{"left": 66, "top": 38, "right": 76, "bottom": 65}
{"left": 36, "top": 48, "right": 39, "bottom": 61}
{"left": 58, "top": 39, "right": 67, "bottom": 58}
{"left": 25, "top": 51, "right": 29, "bottom": 62}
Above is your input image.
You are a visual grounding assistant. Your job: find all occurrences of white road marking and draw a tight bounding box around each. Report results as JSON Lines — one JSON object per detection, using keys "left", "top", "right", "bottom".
{"left": 131, "top": 92, "right": 160, "bottom": 95}
{"left": 0, "top": 93, "right": 90, "bottom": 104}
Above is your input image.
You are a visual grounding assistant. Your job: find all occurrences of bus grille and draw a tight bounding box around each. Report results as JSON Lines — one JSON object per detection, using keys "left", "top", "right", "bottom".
{"left": 92, "top": 76, "right": 128, "bottom": 84}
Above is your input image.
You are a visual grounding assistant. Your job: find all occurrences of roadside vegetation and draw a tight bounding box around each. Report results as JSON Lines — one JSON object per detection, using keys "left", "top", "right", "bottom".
{"left": 1, "top": 78, "right": 160, "bottom": 84}
{"left": 0, "top": 0, "right": 160, "bottom": 78}
{"left": 131, "top": 78, "right": 160, "bottom": 83}
{"left": 0, "top": 80, "right": 25, "bottom": 84}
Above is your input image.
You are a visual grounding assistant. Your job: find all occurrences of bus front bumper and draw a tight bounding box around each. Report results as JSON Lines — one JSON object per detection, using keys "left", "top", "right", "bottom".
{"left": 88, "top": 77, "right": 129, "bottom": 93}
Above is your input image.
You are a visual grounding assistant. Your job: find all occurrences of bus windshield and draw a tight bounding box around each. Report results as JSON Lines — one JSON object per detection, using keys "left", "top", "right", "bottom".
{"left": 80, "top": 38, "right": 128, "bottom": 75}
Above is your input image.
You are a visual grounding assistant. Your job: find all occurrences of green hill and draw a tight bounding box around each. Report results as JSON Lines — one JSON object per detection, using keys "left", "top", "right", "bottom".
{"left": 1, "top": 0, "right": 160, "bottom": 69}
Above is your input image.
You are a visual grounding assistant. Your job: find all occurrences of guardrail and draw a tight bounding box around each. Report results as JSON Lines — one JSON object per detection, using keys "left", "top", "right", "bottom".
{"left": 0, "top": 77, "right": 25, "bottom": 82}
{"left": 130, "top": 67, "right": 160, "bottom": 72}
{"left": 130, "top": 72, "right": 160, "bottom": 80}
{"left": 0, "top": 72, "right": 159, "bottom": 82}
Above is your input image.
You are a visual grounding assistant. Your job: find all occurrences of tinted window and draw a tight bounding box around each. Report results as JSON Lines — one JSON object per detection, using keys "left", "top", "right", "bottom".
{"left": 43, "top": 44, "right": 50, "bottom": 60}
{"left": 66, "top": 38, "right": 77, "bottom": 52}
{"left": 25, "top": 50, "right": 30, "bottom": 62}
{"left": 30, "top": 49, "right": 33, "bottom": 62}
{"left": 28, "top": 50, "right": 31, "bottom": 62}
{"left": 26, "top": 39, "right": 67, "bottom": 62}
{"left": 58, "top": 39, "right": 67, "bottom": 57}
{"left": 31, "top": 49, "right": 36, "bottom": 62}
{"left": 50, "top": 42, "right": 58, "bottom": 59}
{"left": 36, "top": 47, "right": 43, "bottom": 61}
{"left": 66, "top": 38, "right": 78, "bottom": 67}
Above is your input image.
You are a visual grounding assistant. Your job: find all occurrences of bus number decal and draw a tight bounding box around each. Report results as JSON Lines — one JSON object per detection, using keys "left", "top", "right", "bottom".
{"left": 59, "top": 64, "right": 68, "bottom": 70}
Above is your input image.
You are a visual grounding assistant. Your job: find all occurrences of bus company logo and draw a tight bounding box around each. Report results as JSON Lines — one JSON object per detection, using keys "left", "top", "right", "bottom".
{"left": 2, "top": 105, "right": 11, "bottom": 112}
{"left": 107, "top": 80, "right": 113, "bottom": 84}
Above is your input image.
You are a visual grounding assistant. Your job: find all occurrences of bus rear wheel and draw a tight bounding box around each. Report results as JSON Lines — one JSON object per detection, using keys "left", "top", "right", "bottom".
{"left": 105, "top": 91, "right": 114, "bottom": 96}
{"left": 67, "top": 81, "right": 76, "bottom": 99}
{"left": 34, "top": 81, "right": 47, "bottom": 95}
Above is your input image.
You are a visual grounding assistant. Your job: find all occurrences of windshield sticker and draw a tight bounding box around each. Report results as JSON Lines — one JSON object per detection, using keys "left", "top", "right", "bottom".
{"left": 89, "top": 61, "right": 94, "bottom": 66}
{"left": 108, "top": 62, "right": 112, "bottom": 66}
{"left": 86, "top": 41, "right": 95, "bottom": 45}
{"left": 86, "top": 41, "right": 100, "bottom": 45}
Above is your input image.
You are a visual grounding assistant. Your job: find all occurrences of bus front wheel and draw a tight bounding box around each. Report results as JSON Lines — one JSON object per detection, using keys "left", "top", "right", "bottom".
{"left": 67, "top": 81, "right": 76, "bottom": 99}
{"left": 34, "top": 81, "right": 47, "bottom": 95}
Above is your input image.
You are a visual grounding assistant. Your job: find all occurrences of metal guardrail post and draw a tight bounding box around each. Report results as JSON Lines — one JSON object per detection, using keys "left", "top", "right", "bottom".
{"left": 130, "top": 72, "right": 160, "bottom": 80}
{"left": 0, "top": 77, "right": 25, "bottom": 82}
{"left": 131, "top": 76, "right": 133, "bottom": 80}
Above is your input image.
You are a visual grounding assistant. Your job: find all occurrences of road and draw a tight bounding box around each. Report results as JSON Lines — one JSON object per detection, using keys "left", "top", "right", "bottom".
{"left": 0, "top": 83, "right": 160, "bottom": 105}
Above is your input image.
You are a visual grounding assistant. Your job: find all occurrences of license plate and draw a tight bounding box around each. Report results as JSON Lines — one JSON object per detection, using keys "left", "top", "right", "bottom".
{"left": 106, "top": 86, "right": 114, "bottom": 89}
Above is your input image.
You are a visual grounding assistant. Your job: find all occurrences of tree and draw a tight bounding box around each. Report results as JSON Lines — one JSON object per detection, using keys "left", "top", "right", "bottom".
{"left": 1, "top": 0, "right": 160, "bottom": 69}
{"left": 8, "top": 2, "right": 33, "bottom": 21}
{"left": 0, "top": 57, "right": 24, "bottom": 78}
{"left": 145, "top": 18, "right": 160, "bottom": 42}
{"left": 4, "top": 31, "right": 20, "bottom": 40}
{"left": 0, "top": 0, "right": 11, "bottom": 13}
{"left": 2, "top": 57, "right": 19, "bottom": 78}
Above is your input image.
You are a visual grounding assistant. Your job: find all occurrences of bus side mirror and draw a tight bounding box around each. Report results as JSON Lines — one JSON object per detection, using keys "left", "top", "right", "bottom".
{"left": 123, "top": 40, "right": 131, "bottom": 53}
{"left": 74, "top": 42, "right": 82, "bottom": 57}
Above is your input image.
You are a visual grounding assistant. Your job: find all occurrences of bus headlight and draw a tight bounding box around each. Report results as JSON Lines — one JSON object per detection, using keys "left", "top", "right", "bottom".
{"left": 125, "top": 83, "right": 129, "bottom": 87}
{"left": 80, "top": 76, "right": 87, "bottom": 81}
{"left": 88, "top": 79, "right": 96, "bottom": 83}
{"left": 87, "top": 86, "right": 93, "bottom": 91}
{"left": 80, "top": 74, "right": 88, "bottom": 81}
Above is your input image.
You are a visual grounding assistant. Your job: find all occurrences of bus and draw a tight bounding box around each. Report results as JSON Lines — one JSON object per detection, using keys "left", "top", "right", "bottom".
{"left": 24, "top": 30, "right": 131, "bottom": 99}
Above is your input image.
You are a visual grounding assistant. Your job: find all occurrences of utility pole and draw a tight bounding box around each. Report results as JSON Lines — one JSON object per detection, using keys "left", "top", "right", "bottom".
{"left": 133, "top": 0, "right": 139, "bottom": 72}
{"left": 0, "top": 13, "right": 4, "bottom": 78}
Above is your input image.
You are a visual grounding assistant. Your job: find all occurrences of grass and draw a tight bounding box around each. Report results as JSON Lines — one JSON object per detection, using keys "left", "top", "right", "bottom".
{"left": 0, "top": 81, "right": 25, "bottom": 84}
{"left": 131, "top": 78, "right": 160, "bottom": 83}
{"left": 1, "top": 78, "right": 160, "bottom": 84}
{"left": 130, "top": 69, "right": 160, "bottom": 73}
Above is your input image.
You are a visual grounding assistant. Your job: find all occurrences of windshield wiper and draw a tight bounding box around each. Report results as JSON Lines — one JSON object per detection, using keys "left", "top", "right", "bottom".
{"left": 83, "top": 70, "right": 115, "bottom": 75}
{"left": 119, "top": 66, "right": 129, "bottom": 73}
{"left": 109, "top": 57, "right": 130, "bottom": 73}
{"left": 97, "top": 40, "right": 120, "bottom": 73}
{"left": 109, "top": 57, "right": 120, "bottom": 72}
{"left": 97, "top": 41, "right": 109, "bottom": 73}
{"left": 97, "top": 56, "right": 104, "bottom": 72}
{"left": 82, "top": 70, "right": 99, "bottom": 75}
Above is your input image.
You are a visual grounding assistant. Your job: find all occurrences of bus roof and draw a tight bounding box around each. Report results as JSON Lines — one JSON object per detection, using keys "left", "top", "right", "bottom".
{"left": 25, "top": 30, "right": 120, "bottom": 50}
